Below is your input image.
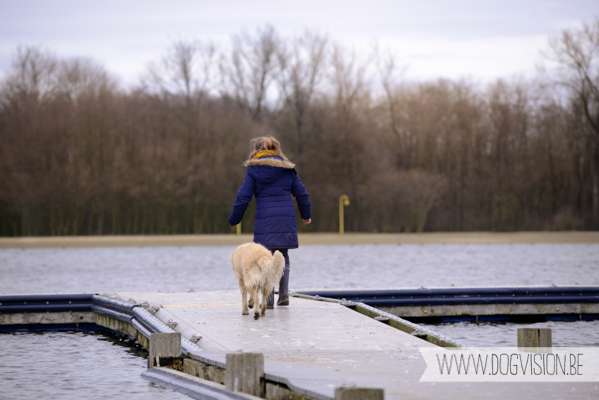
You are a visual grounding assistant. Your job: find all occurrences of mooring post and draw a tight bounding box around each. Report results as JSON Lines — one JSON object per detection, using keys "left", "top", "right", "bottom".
{"left": 335, "top": 387, "right": 384, "bottom": 400}
{"left": 517, "top": 328, "right": 552, "bottom": 351}
{"left": 149, "top": 332, "right": 181, "bottom": 368}
{"left": 225, "top": 352, "right": 264, "bottom": 397}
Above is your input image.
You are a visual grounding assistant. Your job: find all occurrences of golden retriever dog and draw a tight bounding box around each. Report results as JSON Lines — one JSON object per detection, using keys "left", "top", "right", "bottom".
{"left": 231, "top": 242, "right": 285, "bottom": 320}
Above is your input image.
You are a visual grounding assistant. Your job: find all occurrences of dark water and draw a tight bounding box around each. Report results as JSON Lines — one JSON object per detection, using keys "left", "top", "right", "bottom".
{"left": 2, "top": 244, "right": 598, "bottom": 294}
{"left": 0, "top": 331, "right": 188, "bottom": 400}
{"left": 1, "top": 244, "right": 598, "bottom": 398}
{"left": 420, "top": 320, "right": 599, "bottom": 348}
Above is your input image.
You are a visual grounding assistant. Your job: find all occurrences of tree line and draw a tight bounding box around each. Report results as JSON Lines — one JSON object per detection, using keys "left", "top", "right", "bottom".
{"left": 1, "top": 21, "right": 598, "bottom": 236}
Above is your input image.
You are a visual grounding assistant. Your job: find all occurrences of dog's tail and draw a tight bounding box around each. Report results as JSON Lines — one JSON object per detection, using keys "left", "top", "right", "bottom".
{"left": 271, "top": 250, "right": 285, "bottom": 284}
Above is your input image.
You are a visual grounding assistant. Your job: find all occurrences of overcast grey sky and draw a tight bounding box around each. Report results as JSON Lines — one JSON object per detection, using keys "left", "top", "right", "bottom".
{"left": 1, "top": 0, "right": 598, "bottom": 87}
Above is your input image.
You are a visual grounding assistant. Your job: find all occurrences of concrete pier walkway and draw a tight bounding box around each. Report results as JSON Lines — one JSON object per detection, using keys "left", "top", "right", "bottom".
{"left": 108, "top": 290, "right": 597, "bottom": 399}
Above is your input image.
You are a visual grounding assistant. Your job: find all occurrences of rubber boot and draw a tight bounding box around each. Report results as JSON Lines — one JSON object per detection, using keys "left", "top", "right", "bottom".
{"left": 277, "top": 250, "right": 290, "bottom": 306}
{"left": 267, "top": 249, "right": 290, "bottom": 307}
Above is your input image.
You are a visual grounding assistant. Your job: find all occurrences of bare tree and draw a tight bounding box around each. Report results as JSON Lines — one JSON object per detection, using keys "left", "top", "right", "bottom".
{"left": 326, "top": 45, "right": 373, "bottom": 225}
{"left": 1, "top": 46, "right": 59, "bottom": 107}
{"left": 58, "top": 57, "right": 117, "bottom": 101}
{"left": 329, "top": 45, "right": 369, "bottom": 113}
{"left": 543, "top": 18, "right": 599, "bottom": 227}
{"left": 220, "top": 25, "right": 280, "bottom": 122}
{"left": 277, "top": 31, "right": 327, "bottom": 160}
{"left": 145, "top": 40, "right": 216, "bottom": 104}
{"left": 376, "top": 47, "right": 407, "bottom": 165}
{"left": 144, "top": 39, "right": 218, "bottom": 164}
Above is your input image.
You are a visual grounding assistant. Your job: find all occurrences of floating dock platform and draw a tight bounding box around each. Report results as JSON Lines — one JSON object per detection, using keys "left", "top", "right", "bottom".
{"left": 298, "top": 286, "right": 599, "bottom": 323}
{"left": 1, "top": 287, "right": 598, "bottom": 399}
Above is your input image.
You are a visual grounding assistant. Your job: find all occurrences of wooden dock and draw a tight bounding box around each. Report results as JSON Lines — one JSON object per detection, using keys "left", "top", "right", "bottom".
{"left": 297, "top": 286, "right": 599, "bottom": 323}
{"left": 1, "top": 289, "right": 598, "bottom": 399}
{"left": 105, "top": 290, "right": 597, "bottom": 399}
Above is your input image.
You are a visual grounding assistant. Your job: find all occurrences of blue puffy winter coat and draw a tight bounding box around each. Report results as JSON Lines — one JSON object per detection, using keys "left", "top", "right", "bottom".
{"left": 228, "top": 155, "right": 311, "bottom": 250}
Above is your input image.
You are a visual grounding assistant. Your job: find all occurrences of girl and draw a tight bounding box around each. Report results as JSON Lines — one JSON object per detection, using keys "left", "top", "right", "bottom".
{"left": 228, "top": 136, "right": 311, "bottom": 307}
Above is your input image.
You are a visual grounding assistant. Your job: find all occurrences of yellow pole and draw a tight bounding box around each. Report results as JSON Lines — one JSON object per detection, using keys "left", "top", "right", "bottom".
{"left": 236, "top": 223, "right": 241, "bottom": 235}
{"left": 339, "top": 194, "right": 350, "bottom": 235}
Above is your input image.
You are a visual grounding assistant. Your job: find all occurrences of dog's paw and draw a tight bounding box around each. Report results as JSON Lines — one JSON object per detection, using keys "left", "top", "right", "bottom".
{"left": 248, "top": 302, "right": 254, "bottom": 309}
{"left": 242, "top": 311, "right": 249, "bottom": 315}
{"left": 253, "top": 313, "right": 260, "bottom": 320}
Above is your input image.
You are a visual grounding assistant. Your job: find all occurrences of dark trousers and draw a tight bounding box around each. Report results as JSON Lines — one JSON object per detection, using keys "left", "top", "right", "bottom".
{"left": 266, "top": 249, "right": 290, "bottom": 306}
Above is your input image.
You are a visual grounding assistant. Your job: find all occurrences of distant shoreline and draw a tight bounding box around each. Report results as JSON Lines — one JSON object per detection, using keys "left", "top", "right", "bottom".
{"left": 1, "top": 232, "right": 598, "bottom": 248}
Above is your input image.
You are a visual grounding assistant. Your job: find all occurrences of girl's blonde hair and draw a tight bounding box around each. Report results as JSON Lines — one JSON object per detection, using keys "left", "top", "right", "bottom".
{"left": 248, "top": 136, "right": 289, "bottom": 160}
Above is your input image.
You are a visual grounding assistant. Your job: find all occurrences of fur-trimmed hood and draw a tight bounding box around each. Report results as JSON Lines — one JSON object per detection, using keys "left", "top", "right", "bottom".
{"left": 243, "top": 155, "right": 296, "bottom": 185}
{"left": 243, "top": 156, "right": 295, "bottom": 169}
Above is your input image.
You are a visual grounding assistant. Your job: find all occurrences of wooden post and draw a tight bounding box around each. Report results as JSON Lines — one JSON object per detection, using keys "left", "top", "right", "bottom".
{"left": 225, "top": 352, "right": 264, "bottom": 397}
{"left": 339, "top": 194, "right": 350, "bottom": 235}
{"left": 517, "top": 328, "right": 552, "bottom": 351}
{"left": 149, "top": 332, "right": 181, "bottom": 368}
{"left": 335, "top": 387, "right": 384, "bottom": 400}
